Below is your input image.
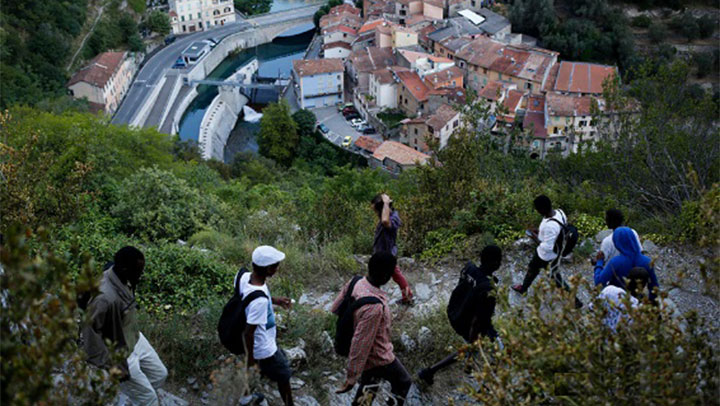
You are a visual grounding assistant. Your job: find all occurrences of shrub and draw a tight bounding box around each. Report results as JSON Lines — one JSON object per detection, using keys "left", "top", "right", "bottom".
{"left": 697, "top": 14, "right": 717, "bottom": 38}
{"left": 112, "top": 166, "right": 223, "bottom": 241}
{"left": 572, "top": 213, "right": 606, "bottom": 238}
{"left": 466, "top": 282, "right": 719, "bottom": 404}
{"left": 693, "top": 51, "right": 714, "bottom": 78}
{"left": 1, "top": 228, "right": 119, "bottom": 405}
{"left": 631, "top": 15, "right": 652, "bottom": 28}
{"left": 648, "top": 22, "right": 668, "bottom": 44}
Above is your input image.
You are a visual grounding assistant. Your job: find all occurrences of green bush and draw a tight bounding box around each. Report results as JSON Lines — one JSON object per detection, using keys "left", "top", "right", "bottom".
{"left": 112, "top": 167, "right": 224, "bottom": 241}
{"left": 128, "top": 0, "right": 146, "bottom": 13}
{"left": 466, "top": 283, "right": 718, "bottom": 405}
{"left": 648, "top": 22, "right": 668, "bottom": 44}
{"left": 631, "top": 15, "right": 652, "bottom": 28}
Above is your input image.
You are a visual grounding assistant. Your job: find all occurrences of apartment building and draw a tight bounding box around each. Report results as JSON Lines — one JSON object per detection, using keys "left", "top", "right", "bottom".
{"left": 169, "top": 0, "right": 235, "bottom": 34}
{"left": 293, "top": 59, "right": 345, "bottom": 109}
{"left": 67, "top": 51, "right": 137, "bottom": 115}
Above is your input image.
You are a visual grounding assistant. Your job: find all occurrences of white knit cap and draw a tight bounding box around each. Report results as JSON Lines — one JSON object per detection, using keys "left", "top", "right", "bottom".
{"left": 251, "top": 245, "right": 285, "bottom": 267}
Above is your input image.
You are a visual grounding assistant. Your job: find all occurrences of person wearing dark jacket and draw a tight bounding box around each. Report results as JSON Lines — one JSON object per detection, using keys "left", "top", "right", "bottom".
{"left": 594, "top": 227, "right": 660, "bottom": 301}
{"left": 371, "top": 193, "right": 413, "bottom": 303}
{"left": 82, "top": 247, "right": 167, "bottom": 406}
{"left": 417, "top": 245, "right": 503, "bottom": 386}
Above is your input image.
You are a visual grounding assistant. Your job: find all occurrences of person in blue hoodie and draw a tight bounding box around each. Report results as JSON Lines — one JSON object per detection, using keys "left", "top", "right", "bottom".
{"left": 594, "top": 227, "right": 660, "bottom": 301}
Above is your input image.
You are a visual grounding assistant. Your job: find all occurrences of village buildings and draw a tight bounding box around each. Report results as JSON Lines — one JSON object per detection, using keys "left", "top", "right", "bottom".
{"left": 67, "top": 51, "right": 138, "bottom": 115}
{"left": 168, "top": 0, "right": 235, "bottom": 34}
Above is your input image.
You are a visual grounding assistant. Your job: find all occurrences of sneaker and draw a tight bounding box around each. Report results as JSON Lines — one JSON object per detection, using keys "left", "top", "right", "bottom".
{"left": 417, "top": 368, "right": 434, "bottom": 386}
{"left": 511, "top": 284, "right": 525, "bottom": 294}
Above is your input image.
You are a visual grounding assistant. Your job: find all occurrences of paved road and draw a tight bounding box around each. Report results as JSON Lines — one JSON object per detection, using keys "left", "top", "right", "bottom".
{"left": 314, "top": 106, "right": 382, "bottom": 149}
{"left": 112, "top": 5, "right": 320, "bottom": 126}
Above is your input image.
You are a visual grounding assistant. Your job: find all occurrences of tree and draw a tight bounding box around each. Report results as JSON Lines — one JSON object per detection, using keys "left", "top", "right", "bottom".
{"left": 1, "top": 228, "right": 120, "bottom": 405}
{"left": 648, "top": 22, "right": 668, "bottom": 44}
{"left": 112, "top": 166, "right": 221, "bottom": 241}
{"left": 257, "top": 99, "right": 299, "bottom": 166}
{"left": 508, "top": 0, "right": 556, "bottom": 38}
{"left": 693, "top": 51, "right": 713, "bottom": 78}
{"left": 697, "top": 14, "right": 717, "bottom": 39}
{"left": 292, "top": 109, "right": 317, "bottom": 139}
{"left": 145, "top": 10, "right": 171, "bottom": 36}
{"left": 234, "top": 0, "right": 272, "bottom": 16}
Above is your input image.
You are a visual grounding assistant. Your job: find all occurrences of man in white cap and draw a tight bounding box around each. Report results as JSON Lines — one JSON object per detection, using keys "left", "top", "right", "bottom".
{"left": 239, "top": 245, "right": 294, "bottom": 406}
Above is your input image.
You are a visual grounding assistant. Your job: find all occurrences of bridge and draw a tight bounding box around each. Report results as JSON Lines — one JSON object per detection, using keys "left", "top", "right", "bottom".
{"left": 190, "top": 79, "right": 284, "bottom": 90}
{"left": 112, "top": 4, "right": 320, "bottom": 128}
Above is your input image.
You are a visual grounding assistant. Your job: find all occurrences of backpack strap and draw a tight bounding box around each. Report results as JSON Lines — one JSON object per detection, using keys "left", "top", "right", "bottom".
{"left": 349, "top": 296, "right": 383, "bottom": 312}
{"left": 345, "top": 275, "right": 364, "bottom": 301}
{"left": 240, "top": 290, "right": 268, "bottom": 307}
{"left": 548, "top": 210, "right": 567, "bottom": 228}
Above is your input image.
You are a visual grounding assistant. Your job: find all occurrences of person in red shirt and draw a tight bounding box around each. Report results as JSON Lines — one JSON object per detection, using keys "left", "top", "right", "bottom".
{"left": 331, "top": 252, "right": 412, "bottom": 406}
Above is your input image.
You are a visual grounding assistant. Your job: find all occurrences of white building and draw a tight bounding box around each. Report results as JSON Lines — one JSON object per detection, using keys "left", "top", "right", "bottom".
{"left": 67, "top": 51, "right": 138, "bottom": 115}
{"left": 293, "top": 59, "right": 345, "bottom": 109}
{"left": 169, "top": 0, "right": 235, "bottom": 34}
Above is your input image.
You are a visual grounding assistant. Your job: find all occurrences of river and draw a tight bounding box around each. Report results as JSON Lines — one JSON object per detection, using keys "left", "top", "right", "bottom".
{"left": 178, "top": 0, "right": 318, "bottom": 162}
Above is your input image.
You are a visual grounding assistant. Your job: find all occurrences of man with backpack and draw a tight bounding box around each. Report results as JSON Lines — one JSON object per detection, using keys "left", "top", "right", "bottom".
{"left": 371, "top": 193, "right": 413, "bottom": 304}
{"left": 238, "top": 246, "right": 294, "bottom": 406}
{"left": 417, "top": 245, "right": 503, "bottom": 386}
{"left": 82, "top": 247, "right": 168, "bottom": 406}
{"left": 512, "top": 195, "right": 582, "bottom": 308}
{"left": 331, "top": 251, "right": 412, "bottom": 406}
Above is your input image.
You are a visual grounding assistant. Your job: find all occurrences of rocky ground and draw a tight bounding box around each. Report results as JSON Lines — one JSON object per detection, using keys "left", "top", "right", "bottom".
{"left": 117, "top": 230, "right": 718, "bottom": 406}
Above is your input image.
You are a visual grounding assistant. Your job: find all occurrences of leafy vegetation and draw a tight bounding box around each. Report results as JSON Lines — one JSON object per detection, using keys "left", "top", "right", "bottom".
{"left": 143, "top": 10, "right": 172, "bottom": 36}
{"left": 0, "top": 0, "right": 88, "bottom": 107}
{"left": 234, "top": 0, "right": 273, "bottom": 15}
{"left": 466, "top": 281, "right": 718, "bottom": 404}
{"left": 257, "top": 99, "right": 299, "bottom": 166}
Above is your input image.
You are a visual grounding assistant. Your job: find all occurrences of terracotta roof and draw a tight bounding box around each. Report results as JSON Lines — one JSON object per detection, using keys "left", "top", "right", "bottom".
{"left": 169, "top": 10, "right": 178, "bottom": 17}
{"left": 426, "top": 104, "right": 458, "bottom": 131}
{"left": 455, "top": 37, "right": 558, "bottom": 83}
{"left": 323, "top": 41, "right": 352, "bottom": 51}
{"left": 523, "top": 112, "right": 547, "bottom": 139}
{"left": 372, "top": 68, "right": 395, "bottom": 84}
{"left": 373, "top": 141, "right": 430, "bottom": 166}
{"left": 393, "top": 25, "right": 418, "bottom": 34}
{"left": 67, "top": 51, "right": 126, "bottom": 88}
{"left": 418, "top": 24, "right": 437, "bottom": 43}
{"left": 543, "top": 63, "right": 560, "bottom": 93}
{"left": 526, "top": 94, "right": 545, "bottom": 113}
{"left": 405, "top": 15, "right": 433, "bottom": 26}
{"left": 554, "top": 61, "right": 617, "bottom": 94}
{"left": 377, "top": 22, "right": 395, "bottom": 35}
{"left": 479, "top": 81, "right": 504, "bottom": 101}
{"left": 355, "top": 135, "right": 382, "bottom": 152}
{"left": 396, "top": 70, "right": 430, "bottom": 102}
{"left": 423, "top": 66, "right": 463, "bottom": 88}
{"left": 503, "top": 90, "right": 524, "bottom": 112}
{"left": 293, "top": 58, "right": 344, "bottom": 76}
{"left": 428, "top": 87, "right": 466, "bottom": 104}
{"left": 397, "top": 49, "right": 452, "bottom": 64}
{"left": 320, "top": 14, "right": 361, "bottom": 30}
{"left": 358, "top": 18, "right": 387, "bottom": 34}
{"left": 546, "top": 93, "right": 595, "bottom": 117}
{"left": 329, "top": 4, "right": 361, "bottom": 15}
{"left": 349, "top": 47, "right": 395, "bottom": 73}
{"left": 323, "top": 25, "right": 358, "bottom": 36}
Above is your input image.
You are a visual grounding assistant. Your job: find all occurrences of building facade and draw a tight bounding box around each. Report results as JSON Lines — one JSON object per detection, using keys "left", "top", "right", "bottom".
{"left": 67, "top": 52, "right": 138, "bottom": 115}
{"left": 169, "top": 0, "right": 236, "bottom": 34}
{"left": 293, "top": 59, "right": 345, "bottom": 109}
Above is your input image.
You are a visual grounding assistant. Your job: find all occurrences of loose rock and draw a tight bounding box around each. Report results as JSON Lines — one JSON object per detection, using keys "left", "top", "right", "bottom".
{"left": 401, "top": 332, "right": 416, "bottom": 351}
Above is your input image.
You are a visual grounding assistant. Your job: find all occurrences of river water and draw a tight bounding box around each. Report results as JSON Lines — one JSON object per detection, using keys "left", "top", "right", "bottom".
{"left": 178, "top": 1, "right": 318, "bottom": 162}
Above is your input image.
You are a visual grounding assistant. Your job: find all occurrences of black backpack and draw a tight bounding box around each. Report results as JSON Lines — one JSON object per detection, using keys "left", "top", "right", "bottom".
{"left": 447, "top": 262, "right": 489, "bottom": 342}
{"left": 333, "top": 276, "right": 382, "bottom": 357}
{"left": 549, "top": 210, "right": 579, "bottom": 257}
{"left": 217, "top": 268, "right": 268, "bottom": 355}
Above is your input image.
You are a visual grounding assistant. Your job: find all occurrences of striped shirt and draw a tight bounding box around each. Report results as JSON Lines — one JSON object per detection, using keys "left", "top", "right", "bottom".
{"left": 330, "top": 277, "right": 395, "bottom": 385}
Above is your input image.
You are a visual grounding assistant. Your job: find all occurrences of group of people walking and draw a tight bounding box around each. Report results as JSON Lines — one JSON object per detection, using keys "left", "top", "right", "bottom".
{"left": 81, "top": 193, "right": 660, "bottom": 405}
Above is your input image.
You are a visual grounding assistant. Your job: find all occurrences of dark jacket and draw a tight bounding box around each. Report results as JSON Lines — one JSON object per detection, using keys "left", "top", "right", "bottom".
{"left": 465, "top": 263, "right": 498, "bottom": 340}
{"left": 449, "top": 262, "right": 498, "bottom": 342}
{"left": 81, "top": 268, "right": 139, "bottom": 375}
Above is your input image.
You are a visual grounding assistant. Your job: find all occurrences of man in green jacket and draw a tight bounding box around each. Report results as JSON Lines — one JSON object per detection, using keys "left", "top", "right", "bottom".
{"left": 82, "top": 246, "right": 167, "bottom": 406}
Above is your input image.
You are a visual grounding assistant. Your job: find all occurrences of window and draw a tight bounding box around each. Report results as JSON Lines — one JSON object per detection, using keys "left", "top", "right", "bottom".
{"left": 526, "top": 82, "right": 532, "bottom": 90}
{"left": 483, "top": 68, "right": 487, "bottom": 74}
{"left": 199, "top": 21, "right": 203, "bottom": 28}
{"left": 553, "top": 127, "right": 558, "bottom": 134}
{"left": 198, "top": 12, "right": 201, "bottom": 19}
{"left": 579, "top": 120, "right": 586, "bottom": 127}
{"left": 453, "top": 120, "right": 458, "bottom": 128}
{"left": 181, "top": 15, "right": 185, "bottom": 21}
{"left": 414, "top": 128, "right": 418, "bottom": 135}
{"left": 414, "top": 138, "right": 417, "bottom": 144}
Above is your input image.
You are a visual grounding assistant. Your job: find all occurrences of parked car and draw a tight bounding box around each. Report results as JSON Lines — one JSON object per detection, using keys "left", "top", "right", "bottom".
{"left": 342, "top": 106, "right": 357, "bottom": 115}
{"left": 344, "top": 112, "right": 360, "bottom": 120}
{"left": 317, "top": 123, "right": 329, "bottom": 134}
{"left": 164, "top": 34, "right": 176, "bottom": 45}
{"left": 342, "top": 136, "right": 352, "bottom": 148}
{"left": 351, "top": 118, "right": 365, "bottom": 128}
{"left": 361, "top": 126, "right": 377, "bottom": 134}
{"left": 339, "top": 103, "right": 354, "bottom": 112}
